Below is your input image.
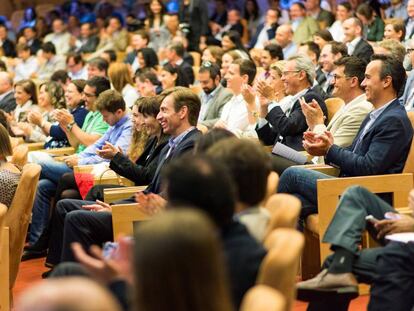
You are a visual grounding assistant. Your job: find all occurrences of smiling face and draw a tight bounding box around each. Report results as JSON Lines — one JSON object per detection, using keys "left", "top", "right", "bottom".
{"left": 38, "top": 84, "right": 51, "bottom": 108}
{"left": 131, "top": 105, "right": 145, "bottom": 131}
{"left": 83, "top": 84, "right": 97, "bottom": 110}
{"left": 225, "top": 63, "right": 244, "bottom": 93}
{"left": 221, "top": 53, "right": 234, "bottom": 76}
{"left": 267, "top": 68, "right": 285, "bottom": 95}
{"left": 383, "top": 24, "right": 402, "bottom": 41}
{"left": 331, "top": 65, "right": 352, "bottom": 99}
{"left": 343, "top": 18, "right": 358, "bottom": 43}
{"left": 281, "top": 59, "right": 301, "bottom": 95}
{"left": 336, "top": 4, "right": 350, "bottom": 21}
{"left": 361, "top": 60, "right": 384, "bottom": 105}
{"left": 320, "top": 44, "right": 336, "bottom": 72}
{"left": 221, "top": 35, "right": 235, "bottom": 52}
{"left": 156, "top": 94, "right": 183, "bottom": 136}
{"left": 143, "top": 111, "right": 161, "bottom": 136}
{"left": 159, "top": 69, "right": 177, "bottom": 90}
{"left": 65, "top": 83, "right": 83, "bottom": 109}
{"left": 14, "top": 85, "right": 31, "bottom": 106}
{"left": 100, "top": 109, "right": 122, "bottom": 126}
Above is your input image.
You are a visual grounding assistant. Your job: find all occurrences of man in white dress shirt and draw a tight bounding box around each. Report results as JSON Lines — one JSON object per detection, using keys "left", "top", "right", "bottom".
{"left": 215, "top": 59, "right": 257, "bottom": 135}
{"left": 13, "top": 43, "right": 39, "bottom": 82}
{"left": 43, "top": 18, "right": 71, "bottom": 56}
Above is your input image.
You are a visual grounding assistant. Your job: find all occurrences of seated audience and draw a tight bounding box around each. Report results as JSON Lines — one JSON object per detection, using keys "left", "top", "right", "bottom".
{"left": 124, "top": 30, "right": 150, "bottom": 72}
{"left": 383, "top": 18, "right": 405, "bottom": 42}
{"left": 215, "top": 58, "right": 257, "bottom": 136}
{"left": 290, "top": 2, "right": 319, "bottom": 44}
{"left": 220, "top": 50, "right": 242, "bottom": 85}
{"left": 343, "top": 17, "right": 374, "bottom": 64}
{"left": 165, "top": 42, "right": 194, "bottom": 85}
{"left": 249, "top": 7, "right": 280, "bottom": 49}
{"left": 313, "top": 29, "right": 334, "bottom": 50}
{"left": 12, "top": 79, "right": 39, "bottom": 124}
{"left": 43, "top": 18, "right": 72, "bottom": 55}
{"left": 202, "top": 45, "right": 225, "bottom": 67}
{"left": 36, "top": 42, "right": 66, "bottom": 81}
{"left": 0, "top": 124, "right": 21, "bottom": 208}
{"left": 71, "top": 22, "right": 99, "bottom": 54}
{"left": 84, "top": 96, "right": 169, "bottom": 201}
{"left": 15, "top": 277, "right": 122, "bottom": 311}
{"left": 329, "top": 2, "right": 352, "bottom": 42}
{"left": 374, "top": 39, "right": 406, "bottom": 63}
{"left": 274, "top": 24, "right": 297, "bottom": 59}
{"left": 13, "top": 43, "right": 39, "bottom": 82}
{"left": 0, "top": 24, "right": 16, "bottom": 58}
{"left": 259, "top": 44, "right": 284, "bottom": 80}
{"left": 66, "top": 53, "right": 88, "bottom": 80}
{"left": 221, "top": 31, "right": 250, "bottom": 60}
{"left": 87, "top": 57, "right": 109, "bottom": 79}
{"left": 42, "top": 87, "right": 200, "bottom": 270}
{"left": 135, "top": 47, "right": 159, "bottom": 74}
{"left": 134, "top": 69, "right": 161, "bottom": 97}
{"left": 278, "top": 55, "right": 412, "bottom": 227}
{"left": 108, "top": 62, "right": 139, "bottom": 108}
{"left": 305, "top": 0, "right": 335, "bottom": 29}
{"left": 297, "top": 186, "right": 414, "bottom": 310}
{"left": 208, "top": 138, "right": 271, "bottom": 242}
{"left": 158, "top": 63, "right": 189, "bottom": 90}
{"left": 356, "top": 3, "right": 385, "bottom": 42}
{"left": 198, "top": 63, "right": 232, "bottom": 130}
{"left": 0, "top": 72, "right": 16, "bottom": 113}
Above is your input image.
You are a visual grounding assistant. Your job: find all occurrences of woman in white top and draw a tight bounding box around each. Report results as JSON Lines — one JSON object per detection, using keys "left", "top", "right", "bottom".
{"left": 108, "top": 62, "right": 140, "bottom": 108}
{"left": 12, "top": 79, "right": 40, "bottom": 123}
{"left": 329, "top": 2, "right": 353, "bottom": 42}
{"left": 16, "top": 81, "right": 66, "bottom": 143}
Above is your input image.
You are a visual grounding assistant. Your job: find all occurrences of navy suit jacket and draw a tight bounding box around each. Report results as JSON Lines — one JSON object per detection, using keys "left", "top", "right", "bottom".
{"left": 0, "top": 91, "right": 16, "bottom": 113}
{"left": 352, "top": 39, "right": 374, "bottom": 65}
{"left": 326, "top": 99, "right": 413, "bottom": 177}
{"left": 146, "top": 128, "right": 201, "bottom": 194}
{"left": 256, "top": 89, "right": 328, "bottom": 150}
{"left": 248, "top": 23, "right": 277, "bottom": 48}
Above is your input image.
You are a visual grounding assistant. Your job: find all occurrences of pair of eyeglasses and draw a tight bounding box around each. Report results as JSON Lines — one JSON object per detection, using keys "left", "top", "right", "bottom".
{"left": 201, "top": 60, "right": 213, "bottom": 68}
{"left": 407, "top": 48, "right": 414, "bottom": 54}
{"left": 281, "top": 70, "right": 300, "bottom": 76}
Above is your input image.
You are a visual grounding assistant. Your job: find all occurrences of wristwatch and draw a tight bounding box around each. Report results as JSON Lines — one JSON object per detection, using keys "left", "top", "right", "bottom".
{"left": 66, "top": 121, "right": 75, "bottom": 131}
{"left": 250, "top": 111, "right": 260, "bottom": 119}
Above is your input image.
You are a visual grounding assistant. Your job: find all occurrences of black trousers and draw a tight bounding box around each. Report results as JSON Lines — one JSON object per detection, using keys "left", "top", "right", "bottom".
{"left": 368, "top": 241, "right": 414, "bottom": 311}
{"left": 46, "top": 199, "right": 113, "bottom": 265}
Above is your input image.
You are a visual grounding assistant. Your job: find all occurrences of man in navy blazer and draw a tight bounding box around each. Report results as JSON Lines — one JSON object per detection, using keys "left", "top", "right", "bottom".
{"left": 44, "top": 87, "right": 201, "bottom": 268}
{"left": 0, "top": 72, "right": 16, "bottom": 113}
{"left": 248, "top": 8, "right": 279, "bottom": 49}
{"left": 278, "top": 54, "right": 412, "bottom": 221}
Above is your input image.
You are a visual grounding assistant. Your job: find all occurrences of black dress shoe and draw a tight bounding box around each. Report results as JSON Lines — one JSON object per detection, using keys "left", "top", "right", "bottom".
{"left": 42, "top": 269, "right": 53, "bottom": 279}
{"left": 21, "top": 249, "right": 47, "bottom": 261}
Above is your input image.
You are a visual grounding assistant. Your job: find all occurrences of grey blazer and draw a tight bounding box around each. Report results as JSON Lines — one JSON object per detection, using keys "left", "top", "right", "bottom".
{"left": 199, "top": 84, "right": 233, "bottom": 129}
{"left": 0, "top": 91, "right": 16, "bottom": 113}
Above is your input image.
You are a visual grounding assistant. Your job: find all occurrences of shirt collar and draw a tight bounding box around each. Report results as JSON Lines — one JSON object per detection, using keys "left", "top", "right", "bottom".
{"left": 113, "top": 115, "right": 129, "bottom": 128}
{"left": 203, "top": 84, "right": 221, "bottom": 99}
{"left": 369, "top": 98, "right": 395, "bottom": 120}
{"left": 169, "top": 126, "right": 195, "bottom": 149}
{"left": 291, "top": 88, "right": 309, "bottom": 104}
{"left": 348, "top": 36, "right": 362, "bottom": 47}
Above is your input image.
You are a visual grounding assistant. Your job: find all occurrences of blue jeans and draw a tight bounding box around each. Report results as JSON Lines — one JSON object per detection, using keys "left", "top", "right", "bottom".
{"left": 39, "top": 159, "right": 73, "bottom": 184}
{"left": 29, "top": 179, "right": 57, "bottom": 244}
{"left": 277, "top": 166, "right": 334, "bottom": 227}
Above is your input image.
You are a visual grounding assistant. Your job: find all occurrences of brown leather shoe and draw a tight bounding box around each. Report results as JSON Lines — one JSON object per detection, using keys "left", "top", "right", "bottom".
{"left": 298, "top": 270, "right": 358, "bottom": 290}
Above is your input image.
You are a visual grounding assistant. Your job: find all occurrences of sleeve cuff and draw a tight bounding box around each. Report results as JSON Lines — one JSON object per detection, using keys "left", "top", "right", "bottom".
{"left": 313, "top": 124, "right": 328, "bottom": 134}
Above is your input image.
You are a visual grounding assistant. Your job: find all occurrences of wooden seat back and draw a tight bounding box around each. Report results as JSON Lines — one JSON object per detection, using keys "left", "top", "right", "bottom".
{"left": 112, "top": 203, "right": 150, "bottom": 238}
{"left": 0, "top": 204, "right": 9, "bottom": 310}
{"left": 240, "top": 285, "right": 285, "bottom": 311}
{"left": 4, "top": 163, "right": 41, "bottom": 293}
{"left": 325, "top": 97, "right": 344, "bottom": 123}
{"left": 258, "top": 228, "right": 304, "bottom": 311}
{"left": 263, "top": 194, "right": 301, "bottom": 240}
{"left": 11, "top": 144, "right": 28, "bottom": 167}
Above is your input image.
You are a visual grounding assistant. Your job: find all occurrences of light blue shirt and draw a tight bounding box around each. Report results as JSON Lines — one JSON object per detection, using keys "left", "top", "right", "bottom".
{"left": 78, "top": 115, "right": 133, "bottom": 165}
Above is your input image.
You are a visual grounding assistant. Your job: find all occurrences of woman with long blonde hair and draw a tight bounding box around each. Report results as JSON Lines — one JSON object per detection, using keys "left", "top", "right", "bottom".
{"left": 108, "top": 62, "right": 139, "bottom": 108}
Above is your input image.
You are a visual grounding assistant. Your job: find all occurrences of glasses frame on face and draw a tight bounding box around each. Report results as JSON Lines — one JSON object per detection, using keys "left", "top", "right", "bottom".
{"left": 332, "top": 74, "right": 352, "bottom": 81}
{"left": 281, "top": 70, "right": 300, "bottom": 77}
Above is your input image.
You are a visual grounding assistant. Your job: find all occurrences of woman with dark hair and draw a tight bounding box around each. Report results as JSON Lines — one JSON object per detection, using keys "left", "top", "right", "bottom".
{"left": 12, "top": 79, "right": 39, "bottom": 123}
{"left": 158, "top": 63, "right": 189, "bottom": 89}
{"left": 356, "top": 3, "right": 385, "bottom": 42}
{"left": 146, "top": 0, "right": 166, "bottom": 30}
{"left": 329, "top": 2, "right": 352, "bottom": 42}
{"left": 244, "top": 0, "right": 261, "bottom": 38}
{"left": 313, "top": 29, "right": 334, "bottom": 49}
{"left": 221, "top": 30, "right": 250, "bottom": 59}
{"left": 136, "top": 47, "right": 159, "bottom": 72}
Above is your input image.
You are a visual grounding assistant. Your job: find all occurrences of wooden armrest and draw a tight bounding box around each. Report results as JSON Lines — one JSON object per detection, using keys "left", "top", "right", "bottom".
{"left": 43, "top": 147, "right": 75, "bottom": 156}
{"left": 73, "top": 165, "right": 95, "bottom": 174}
{"left": 73, "top": 165, "right": 135, "bottom": 187}
{"left": 292, "top": 164, "right": 340, "bottom": 176}
{"left": 104, "top": 186, "right": 147, "bottom": 203}
{"left": 111, "top": 203, "right": 150, "bottom": 237}
{"left": 25, "top": 142, "right": 44, "bottom": 151}
{"left": 317, "top": 173, "right": 413, "bottom": 262}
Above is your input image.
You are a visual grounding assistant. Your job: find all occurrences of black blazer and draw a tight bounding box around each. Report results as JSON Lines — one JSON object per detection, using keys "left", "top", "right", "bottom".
{"left": 78, "top": 36, "right": 99, "bottom": 53}
{"left": 256, "top": 89, "right": 328, "bottom": 150}
{"left": 352, "top": 39, "right": 374, "bottom": 64}
{"left": 146, "top": 128, "right": 201, "bottom": 194}
{"left": 28, "top": 38, "right": 42, "bottom": 55}
{"left": 248, "top": 23, "right": 277, "bottom": 48}
{"left": 222, "top": 221, "right": 267, "bottom": 309}
{"left": 0, "top": 91, "right": 16, "bottom": 113}
{"left": 178, "top": 60, "right": 195, "bottom": 85}
{"left": 326, "top": 99, "right": 413, "bottom": 177}
{"left": 1, "top": 39, "right": 16, "bottom": 58}
{"left": 109, "top": 135, "right": 169, "bottom": 185}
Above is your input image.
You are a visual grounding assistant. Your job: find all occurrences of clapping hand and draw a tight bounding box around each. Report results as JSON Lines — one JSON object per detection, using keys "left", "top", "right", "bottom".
{"left": 96, "top": 142, "right": 122, "bottom": 160}
{"left": 303, "top": 130, "right": 334, "bottom": 156}
{"left": 135, "top": 191, "right": 166, "bottom": 216}
{"left": 300, "top": 97, "right": 325, "bottom": 130}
